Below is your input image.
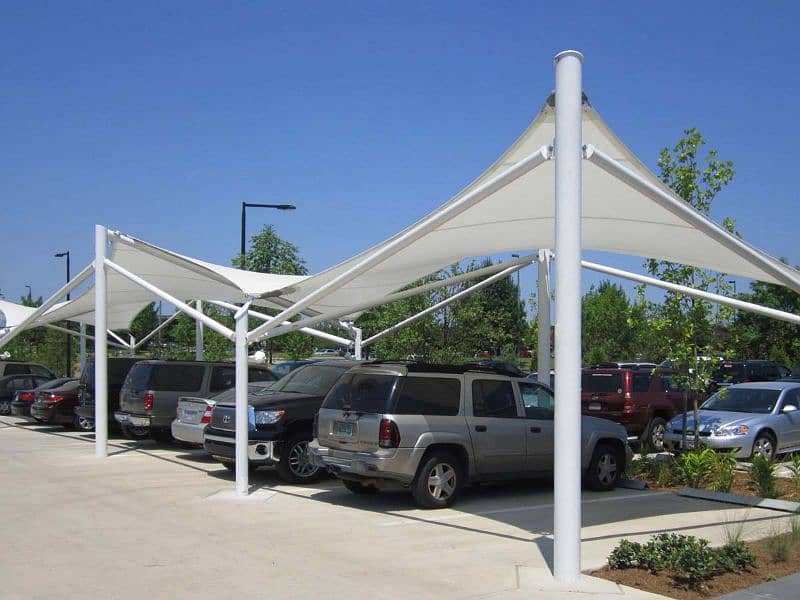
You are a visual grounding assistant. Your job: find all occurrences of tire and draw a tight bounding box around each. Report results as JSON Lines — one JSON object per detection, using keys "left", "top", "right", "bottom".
{"left": 277, "top": 435, "right": 322, "bottom": 484}
{"left": 342, "top": 480, "right": 379, "bottom": 495}
{"left": 411, "top": 451, "right": 463, "bottom": 509}
{"left": 74, "top": 415, "right": 94, "bottom": 431}
{"left": 642, "top": 417, "right": 668, "bottom": 453}
{"left": 752, "top": 432, "right": 776, "bottom": 461}
{"left": 585, "top": 443, "right": 622, "bottom": 491}
{"left": 120, "top": 423, "right": 151, "bottom": 440}
{"left": 0, "top": 401, "right": 11, "bottom": 415}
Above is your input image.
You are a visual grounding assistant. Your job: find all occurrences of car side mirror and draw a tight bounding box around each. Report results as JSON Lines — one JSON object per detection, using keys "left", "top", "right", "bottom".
{"left": 782, "top": 405, "right": 798, "bottom": 413}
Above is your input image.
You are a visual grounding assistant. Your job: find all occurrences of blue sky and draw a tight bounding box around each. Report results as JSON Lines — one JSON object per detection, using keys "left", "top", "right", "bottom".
{"left": 2, "top": 2, "right": 798, "bottom": 314}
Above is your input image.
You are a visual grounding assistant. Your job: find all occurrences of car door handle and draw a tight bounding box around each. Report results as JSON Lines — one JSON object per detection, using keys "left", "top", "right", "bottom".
{"left": 474, "top": 425, "right": 487, "bottom": 432}
{"left": 530, "top": 427, "right": 541, "bottom": 433}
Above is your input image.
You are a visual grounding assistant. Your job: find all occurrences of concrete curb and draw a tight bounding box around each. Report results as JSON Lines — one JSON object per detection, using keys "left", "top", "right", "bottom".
{"left": 677, "top": 487, "right": 800, "bottom": 513}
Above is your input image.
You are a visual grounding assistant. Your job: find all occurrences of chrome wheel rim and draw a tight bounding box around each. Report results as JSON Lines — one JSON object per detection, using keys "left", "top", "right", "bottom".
{"left": 427, "top": 462, "right": 456, "bottom": 501}
{"left": 596, "top": 453, "right": 618, "bottom": 486}
{"left": 754, "top": 436, "right": 774, "bottom": 460}
{"left": 288, "top": 441, "right": 319, "bottom": 478}
{"left": 77, "top": 416, "right": 94, "bottom": 430}
{"left": 651, "top": 423, "right": 666, "bottom": 450}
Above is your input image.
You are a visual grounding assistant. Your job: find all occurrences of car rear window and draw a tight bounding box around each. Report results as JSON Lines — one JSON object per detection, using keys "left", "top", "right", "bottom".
{"left": 4, "top": 364, "right": 29, "bottom": 375}
{"left": 126, "top": 364, "right": 204, "bottom": 392}
{"left": 632, "top": 373, "right": 652, "bottom": 392}
{"left": 393, "top": 377, "right": 461, "bottom": 416}
{"left": 582, "top": 372, "right": 623, "bottom": 393}
{"left": 714, "top": 363, "right": 745, "bottom": 383}
{"left": 322, "top": 372, "right": 397, "bottom": 413}
{"left": 109, "top": 360, "right": 137, "bottom": 385}
{"left": 271, "top": 364, "right": 350, "bottom": 396}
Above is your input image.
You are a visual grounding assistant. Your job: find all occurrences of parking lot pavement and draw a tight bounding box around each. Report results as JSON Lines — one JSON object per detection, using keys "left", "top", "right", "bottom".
{"left": 1, "top": 416, "right": 794, "bottom": 600}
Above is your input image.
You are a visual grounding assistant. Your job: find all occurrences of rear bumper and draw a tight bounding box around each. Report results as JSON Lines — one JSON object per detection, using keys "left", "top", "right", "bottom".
{"left": 30, "top": 403, "right": 72, "bottom": 424}
{"left": 203, "top": 433, "right": 278, "bottom": 464}
{"left": 171, "top": 420, "right": 206, "bottom": 445}
{"left": 10, "top": 402, "right": 32, "bottom": 417}
{"left": 114, "top": 412, "right": 173, "bottom": 430}
{"left": 308, "top": 440, "right": 422, "bottom": 484}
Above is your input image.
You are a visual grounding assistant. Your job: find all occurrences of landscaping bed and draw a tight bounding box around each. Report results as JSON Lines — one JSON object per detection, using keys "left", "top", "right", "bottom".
{"left": 592, "top": 531, "right": 800, "bottom": 599}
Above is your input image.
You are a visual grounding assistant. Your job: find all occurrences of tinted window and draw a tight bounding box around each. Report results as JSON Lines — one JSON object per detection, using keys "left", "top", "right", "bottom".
{"left": 715, "top": 363, "right": 744, "bottom": 383}
{"left": 519, "top": 381, "right": 554, "bottom": 419}
{"left": 249, "top": 368, "right": 277, "bottom": 383}
{"left": 661, "top": 375, "right": 686, "bottom": 393}
{"left": 126, "top": 364, "right": 152, "bottom": 392}
{"left": 782, "top": 390, "right": 800, "bottom": 410}
{"left": 761, "top": 365, "right": 780, "bottom": 379}
{"left": 323, "top": 373, "right": 397, "bottom": 413}
{"left": 393, "top": 377, "right": 460, "bottom": 416}
{"left": 210, "top": 367, "right": 235, "bottom": 392}
{"left": 581, "top": 373, "right": 622, "bottom": 394}
{"left": 148, "top": 365, "right": 204, "bottom": 392}
{"left": 30, "top": 365, "right": 53, "bottom": 377}
{"left": 472, "top": 379, "right": 518, "bottom": 418}
{"left": 271, "top": 364, "right": 349, "bottom": 396}
{"left": 632, "top": 373, "right": 652, "bottom": 393}
{"left": 4, "top": 364, "right": 29, "bottom": 375}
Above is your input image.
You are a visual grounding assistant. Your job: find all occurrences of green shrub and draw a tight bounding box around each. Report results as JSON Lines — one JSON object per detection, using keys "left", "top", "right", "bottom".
{"left": 677, "top": 447, "right": 717, "bottom": 488}
{"left": 608, "top": 532, "right": 757, "bottom": 590}
{"left": 656, "top": 460, "right": 676, "bottom": 487}
{"left": 749, "top": 454, "right": 780, "bottom": 499}
{"left": 791, "top": 516, "right": 800, "bottom": 543}
{"left": 788, "top": 454, "right": 800, "bottom": 499}
{"left": 711, "top": 451, "right": 738, "bottom": 493}
{"left": 765, "top": 532, "right": 792, "bottom": 562}
{"left": 624, "top": 457, "right": 655, "bottom": 481}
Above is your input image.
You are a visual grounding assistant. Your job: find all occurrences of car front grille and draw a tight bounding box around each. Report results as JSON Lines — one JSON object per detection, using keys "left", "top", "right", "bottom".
{"left": 211, "top": 406, "right": 236, "bottom": 431}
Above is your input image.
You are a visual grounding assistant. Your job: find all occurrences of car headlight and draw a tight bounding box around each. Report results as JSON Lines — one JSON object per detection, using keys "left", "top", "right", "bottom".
{"left": 713, "top": 424, "right": 749, "bottom": 437}
{"left": 254, "top": 410, "right": 285, "bottom": 425}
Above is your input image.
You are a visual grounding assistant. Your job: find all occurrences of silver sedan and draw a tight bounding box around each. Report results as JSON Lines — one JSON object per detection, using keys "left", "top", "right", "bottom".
{"left": 664, "top": 381, "right": 800, "bottom": 460}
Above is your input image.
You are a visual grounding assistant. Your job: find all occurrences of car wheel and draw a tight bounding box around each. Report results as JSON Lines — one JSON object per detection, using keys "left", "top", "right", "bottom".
{"left": 643, "top": 417, "right": 668, "bottom": 453}
{"left": 120, "top": 423, "right": 150, "bottom": 440}
{"left": 277, "top": 435, "right": 322, "bottom": 484}
{"left": 412, "top": 451, "right": 463, "bottom": 509}
{"left": 0, "top": 401, "right": 11, "bottom": 415}
{"left": 586, "top": 443, "right": 622, "bottom": 491}
{"left": 752, "top": 432, "right": 776, "bottom": 461}
{"left": 74, "top": 415, "right": 94, "bottom": 431}
{"left": 342, "top": 480, "right": 379, "bottom": 495}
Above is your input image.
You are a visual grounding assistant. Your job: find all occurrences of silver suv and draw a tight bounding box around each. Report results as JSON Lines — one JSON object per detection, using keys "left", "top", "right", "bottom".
{"left": 310, "top": 362, "right": 632, "bottom": 508}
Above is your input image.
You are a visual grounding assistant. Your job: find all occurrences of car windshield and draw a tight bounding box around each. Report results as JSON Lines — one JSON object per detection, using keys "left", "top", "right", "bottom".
{"left": 270, "top": 364, "right": 348, "bottom": 396}
{"left": 701, "top": 387, "right": 781, "bottom": 414}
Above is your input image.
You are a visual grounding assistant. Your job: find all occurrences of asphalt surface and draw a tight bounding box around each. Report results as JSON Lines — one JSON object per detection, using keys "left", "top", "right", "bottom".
{"left": 1, "top": 415, "right": 795, "bottom": 599}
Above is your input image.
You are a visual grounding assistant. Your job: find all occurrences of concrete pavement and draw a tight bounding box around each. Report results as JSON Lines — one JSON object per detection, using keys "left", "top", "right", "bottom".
{"left": 1, "top": 415, "right": 794, "bottom": 599}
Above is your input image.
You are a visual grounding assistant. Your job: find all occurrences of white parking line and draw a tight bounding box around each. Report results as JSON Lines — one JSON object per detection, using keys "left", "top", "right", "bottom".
{"left": 379, "top": 491, "right": 671, "bottom": 527}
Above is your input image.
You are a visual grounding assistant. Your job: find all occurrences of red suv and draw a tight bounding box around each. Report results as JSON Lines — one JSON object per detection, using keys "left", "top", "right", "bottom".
{"left": 581, "top": 366, "right": 697, "bottom": 451}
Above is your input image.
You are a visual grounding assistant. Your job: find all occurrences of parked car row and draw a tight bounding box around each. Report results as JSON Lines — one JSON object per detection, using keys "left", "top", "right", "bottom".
{"left": 4, "top": 355, "right": 797, "bottom": 509}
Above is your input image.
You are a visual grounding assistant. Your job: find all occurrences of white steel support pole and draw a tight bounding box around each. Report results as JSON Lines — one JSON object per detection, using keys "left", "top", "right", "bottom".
{"left": 195, "top": 300, "right": 204, "bottom": 361}
{"left": 553, "top": 50, "right": 584, "bottom": 582}
{"left": 234, "top": 302, "right": 251, "bottom": 496}
{"left": 537, "top": 249, "right": 551, "bottom": 382}
{"left": 353, "top": 327, "right": 363, "bottom": 360}
{"left": 129, "top": 336, "right": 135, "bottom": 357}
{"left": 94, "top": 225, "right": 109, "bottom": 459}
{"left": 79, "top": 323, "right": 87, "bottom": 371}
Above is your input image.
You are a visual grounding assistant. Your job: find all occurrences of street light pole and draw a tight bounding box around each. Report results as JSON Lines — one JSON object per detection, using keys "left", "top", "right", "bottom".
{"left": 55, "top": 251, "right": 71, "bottom": 376}
{"left": 239, "top": 202, "right": 296, "bottom": 268}
{"left": 511, "top": 254, "right": 523, "bottom": 354}
{"left": 25, "top": 285, "right": 32, "bottom": 303}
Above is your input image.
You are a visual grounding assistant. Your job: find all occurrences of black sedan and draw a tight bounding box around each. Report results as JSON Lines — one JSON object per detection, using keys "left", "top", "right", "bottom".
{"left": 11, "top": 377, "right": 77, "bottom": 418}
{"left": 29, "top": 379, "right": 82, "bottom": 425}
{"left": 1, "top": 374, "right": 55, "bottom": 415}
{"left": 203, "top": 360, "right": 358, "bottom": 483}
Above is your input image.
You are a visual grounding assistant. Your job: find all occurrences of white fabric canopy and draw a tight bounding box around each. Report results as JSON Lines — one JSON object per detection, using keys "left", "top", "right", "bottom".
{"left": 5, "top": 94, "right": 799, "bottom": 334}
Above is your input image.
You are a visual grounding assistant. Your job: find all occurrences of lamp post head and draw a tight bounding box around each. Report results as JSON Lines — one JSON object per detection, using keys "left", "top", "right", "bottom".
{"left": 54, "top": 251, "right": 69, "bottom": 258}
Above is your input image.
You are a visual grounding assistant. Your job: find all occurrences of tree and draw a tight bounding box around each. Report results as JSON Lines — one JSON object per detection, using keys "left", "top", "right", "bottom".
{"left": 644, "top": 129, "right": 736, "bottom": 442}
{"left": 582, "top": 281, "right": 638, "bottom": 365}
{"left": 128, "top": 303, "right": 159, "bottom": 350}
{"left": 728, "top": 272, "right": 800, "bottom": 369}
{"left": 233, "top": 225, "right": 307, "bottom": 275}
{"left": 281, "top": 332, "right": 314, "bottom": 360}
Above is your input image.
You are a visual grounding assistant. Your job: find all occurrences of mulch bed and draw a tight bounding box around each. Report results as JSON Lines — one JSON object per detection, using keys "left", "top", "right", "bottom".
{"left": 632, "top": 470, "right": 799, "bottom": 502}
{"left": 591, "top": 533, "right": 800, "bottom": 599}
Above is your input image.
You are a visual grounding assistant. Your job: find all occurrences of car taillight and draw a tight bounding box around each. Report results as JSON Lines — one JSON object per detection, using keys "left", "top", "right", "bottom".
{"left": 623, "top": 398, "right": 635, "bottom": 414}
{"left": 19, "top": 392, "right": 35, "bottom": 402}
{"left": 143, "top": 392, "right": 154, "bottom": 412}
{"left": 378, "top": 418, "right": 400, "bottom": 448}
{"left": 201, "top": 405, "right": 214, "bottom": 424}
{"left": 44, "top": 394, "right": 64, "bottom": 404}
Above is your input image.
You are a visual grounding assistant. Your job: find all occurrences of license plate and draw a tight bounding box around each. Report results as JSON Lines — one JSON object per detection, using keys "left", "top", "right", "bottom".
{"left": 181, "top": 409, "right": 199, "bottom": 421}
{"left": 116, "top": 413, "right": 129, "bottom": 423}
{"left": 588, "top": 402, "right": 602, "bottom": 411}
{"left": 333, "top": 421, "right": 354, "bottom": 438}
